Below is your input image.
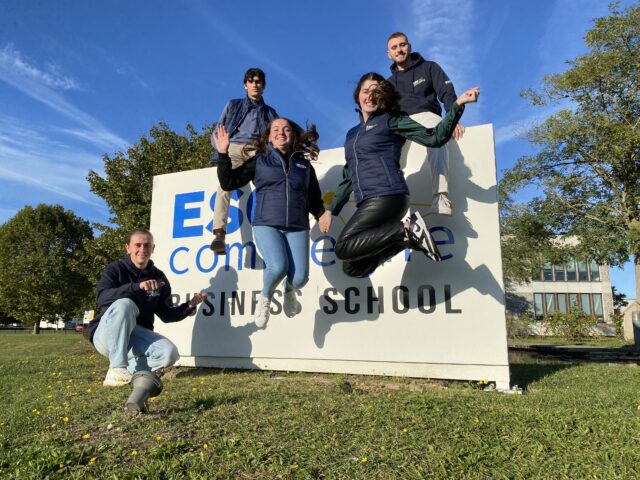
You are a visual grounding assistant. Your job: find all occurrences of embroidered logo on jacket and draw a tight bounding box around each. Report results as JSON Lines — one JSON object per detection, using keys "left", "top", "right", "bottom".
{"left": 413, "top": 77, "right": 426, "bottom": 86}
{"left": 295, "top": 163, "right": 307, "bottom": 169}
{"left": 365, "top": 124, "right": 377, "bottom": 131}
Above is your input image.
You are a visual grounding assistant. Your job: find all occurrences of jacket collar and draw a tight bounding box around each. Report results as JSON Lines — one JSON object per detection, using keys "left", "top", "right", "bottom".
{"left": 123, "top": 255, "right": 156, "bottom": 277}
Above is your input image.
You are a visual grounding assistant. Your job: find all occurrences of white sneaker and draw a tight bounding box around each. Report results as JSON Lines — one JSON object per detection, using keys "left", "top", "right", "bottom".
{"left": 430, "top": 193, "right": 452, "bottom": 216}
{"left": 103, "top": 367, "right": 132, "bottom": 387}
{"left": 283, "top": 287, "right": 302, "bottom": 318}
{"left": 406, "top": 211, "right": 442, "bottom": 262}
{"left": 254, "top": 295, "right": 271, "bottom": 328}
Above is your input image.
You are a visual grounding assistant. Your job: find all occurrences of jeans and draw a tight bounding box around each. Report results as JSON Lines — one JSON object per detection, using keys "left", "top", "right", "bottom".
{"left": 253, "top": 226, "right": 310, "bottom": 298}
{"left": 92, "top": 298, "right": 179, "bottom": 373}
{"left": 335, "top": 195, "right": 409, "bottom": 277}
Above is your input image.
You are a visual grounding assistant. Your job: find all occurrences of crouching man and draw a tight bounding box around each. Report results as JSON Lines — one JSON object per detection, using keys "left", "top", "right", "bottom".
{"left": 87, "top": 229, "right": 207, "bottom": 386}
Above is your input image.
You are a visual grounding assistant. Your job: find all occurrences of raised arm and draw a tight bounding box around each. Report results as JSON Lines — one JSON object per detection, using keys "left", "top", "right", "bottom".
{"left": 213, "top": 125, "right": 257, "bottom": 190}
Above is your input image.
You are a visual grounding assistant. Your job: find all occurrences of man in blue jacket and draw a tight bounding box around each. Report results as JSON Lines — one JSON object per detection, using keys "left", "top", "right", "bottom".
{"left": 88, "top": 229, "right": 207, "bottom": 387}
{"left": 387, "top": 32, "right": 464, "bottom": 216}
{"left": 210, "top": 67, "right": 278, "bottom": 254}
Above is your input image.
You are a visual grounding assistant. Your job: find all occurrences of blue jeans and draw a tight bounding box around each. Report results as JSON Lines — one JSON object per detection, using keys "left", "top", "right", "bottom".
{"left": 92, "top": 299, "right": 179, "bottom": 373}
{"left": 253, "top": 226, "right": 310, "bottom": 298}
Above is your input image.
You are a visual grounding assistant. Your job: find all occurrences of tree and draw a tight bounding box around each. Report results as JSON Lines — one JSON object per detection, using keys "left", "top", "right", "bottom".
{"left": 0, "top": 204, "right": 93, "bottom": 333}
{"left": 500, "top": 4, "right": 640, "bottom": 299}
{"left": 83, "top": 122, "right": 213, "bottom": 300}
{"left": 612, "top": 286, "right": 629, "bottom": 315}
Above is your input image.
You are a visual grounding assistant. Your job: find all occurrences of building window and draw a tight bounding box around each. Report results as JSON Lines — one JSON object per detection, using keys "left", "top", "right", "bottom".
{"left": 566, "top": 260, "right": 577, "bottom": 281}
{"left": 589, "top": 260, "right": 600, "bottom": 281}
{"left": 545, "top": 293, "right": 556, "bottom": 314}
{"left": 577, "top": 261, "right": 589, "bottom": 281}
{"left": 593, "top": 294, "right": 603, "bottom": 317}
{"left": 557, "top": 294, "right": 568, "bottom": 314}
{"left": 580, "top": 293, "right": 592, "bottom": 315}
{"left": 543, "top": 262, "right": 553, "bottom": 281}
{"left": 533, "top": 293, "right": 544, "bottom": 319}
{"left": 554, "top": 265, "right": 565, "bottom": 281}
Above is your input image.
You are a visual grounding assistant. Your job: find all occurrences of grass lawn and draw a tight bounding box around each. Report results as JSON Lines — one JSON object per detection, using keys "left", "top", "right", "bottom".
{"left": 1, "top": 335, "right": 640, "bottom": 479}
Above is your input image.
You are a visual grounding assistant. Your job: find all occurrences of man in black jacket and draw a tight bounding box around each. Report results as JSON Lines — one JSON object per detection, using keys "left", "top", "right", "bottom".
{"left": 88, "top": 229, "right": 206, "bottom": 386}
{"left": 387, "top": 32, "right": 464, "bottom": 216}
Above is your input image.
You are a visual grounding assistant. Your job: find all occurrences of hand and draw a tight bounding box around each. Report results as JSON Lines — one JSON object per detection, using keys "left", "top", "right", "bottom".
{"left": 212, "top": 125, "right": 230, "bottom": 155}
{"left": 452, "top": 123, "right": 465, "bottom": 141}
{"left": 139, "top": 279, "right": 166, "bottom": 292}
{"left": 319, "top": 210, "right": 333, "bottom": 233}
{"left": 456, "top": 87, "right": 480, "bottom": 106}
{"left": 188, "top": 291, "right": 208, "bottom": 308}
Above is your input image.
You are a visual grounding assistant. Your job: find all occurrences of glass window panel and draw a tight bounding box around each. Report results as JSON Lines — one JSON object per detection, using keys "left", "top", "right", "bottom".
{"left": 569, "top": 293, "right": 579, "bottom": 311}
{"left": 557, "top": 294, "right": 568, "bottom": 314}
{"left": 566, "top": 260, "right": 577, "bottom": 281}
{"left": 589, "top": 260, "right": 600, "bottom": 281}
{"left": 581, "top": 293, "right": 592, "bottom": 315}
{"left": 543, "top": 262, "right": 553, "bottom": 281}
{"left": 554, "top": 265, "right": 565, "bottom": 281}
{"left": 533, "top": 293, "right": 544, "bottom": 318}
{"left": 593, "top": 294, "right": 603, "bottom": 317}
{"left": 577, "top": 260, "right": 588, "bottom": 281}
{"left": 545, "top": 293, "right": 555, "bottom": 314}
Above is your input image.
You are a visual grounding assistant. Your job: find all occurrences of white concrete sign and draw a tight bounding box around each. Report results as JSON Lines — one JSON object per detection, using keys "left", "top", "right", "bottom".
{"left": 150, "top": 124, "right": 510, "bottom": 388}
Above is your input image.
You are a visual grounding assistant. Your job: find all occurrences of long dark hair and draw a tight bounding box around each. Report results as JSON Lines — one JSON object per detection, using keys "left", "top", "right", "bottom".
{"left": 249, "top": 117, "right": 320, "bottom": 160}
{"left": 352, "top": 72, "right": 401, "bottom": 113}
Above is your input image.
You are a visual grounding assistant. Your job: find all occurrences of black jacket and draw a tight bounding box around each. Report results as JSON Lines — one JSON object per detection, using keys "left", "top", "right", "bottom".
{"left": 87, "top": 256, "right": 193, "bottom": 342}
{"left": 388, "top": 52, "right": 457, "bottom": 116}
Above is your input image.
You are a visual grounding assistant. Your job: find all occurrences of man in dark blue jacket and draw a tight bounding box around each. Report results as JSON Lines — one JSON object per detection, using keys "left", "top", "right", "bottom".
{"left": 210, "top": 67, "right": 278, "bottom": 255}
{"left": 387, "top": 32, "right": 464, "bottom": 216}
{"left": 88, "top": 229, "right": 206, "bottom": 386}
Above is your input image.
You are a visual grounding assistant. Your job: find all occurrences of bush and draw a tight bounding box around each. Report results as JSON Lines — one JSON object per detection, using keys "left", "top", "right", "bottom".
{"left": 506, "top": 312, "right": 535, "bottom": 338}
{"left": 544, "top": 310, "right": 595, "bottom": 340}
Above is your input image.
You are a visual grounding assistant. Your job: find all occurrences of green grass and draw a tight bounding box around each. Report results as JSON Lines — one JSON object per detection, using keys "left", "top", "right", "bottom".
{"left": 2, "top": 335, "right": 640, "bottom": 479}
{"left": 509, "top": 335, "right": 632, "bottom": 347}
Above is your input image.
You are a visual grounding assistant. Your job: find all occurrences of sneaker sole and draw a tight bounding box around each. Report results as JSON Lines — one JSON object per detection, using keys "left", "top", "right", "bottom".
{"left": 409, "top": 212, "right": 442, "bottom": 262}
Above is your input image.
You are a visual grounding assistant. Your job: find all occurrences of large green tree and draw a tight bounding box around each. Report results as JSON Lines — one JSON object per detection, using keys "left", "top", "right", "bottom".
{"left": 500, "top": 3, "right": 640, "bottom": 298}
{"left": 0, "top": 204, "right": 93, "bottom": 333}
{"left": 83, "top": 122, "right": 212, "bottom": 300}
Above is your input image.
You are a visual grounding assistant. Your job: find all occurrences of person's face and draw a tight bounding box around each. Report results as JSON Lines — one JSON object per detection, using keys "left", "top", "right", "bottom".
{"left": 244, "top": 75, "right": 265, "bottom": 100}
{"left": 126, "top": 233, "right": 154, "bottom": 269}
{"left": 268, "top": 119, "right": 293, "bottom": 153}
{"left": 387, "top": 36, "right": 411, "bottom": 65}
{"left": 358, "top": 79, "right": 380, "bottom": 116}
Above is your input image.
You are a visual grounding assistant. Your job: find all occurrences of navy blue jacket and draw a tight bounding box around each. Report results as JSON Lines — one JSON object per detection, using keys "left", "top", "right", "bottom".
{"left": 87, "top": 256, "right": 194, "bottom": 343}
{"left": 217, "top": 145, "right": 325, "bottom": 230}
{"left": 211, "top": 96, "right": 277, "bottom": 163}
{"left": 388, "top": 53, "right": 457, "bottom": 116}
{"left": 344, "top": 110, "right": 408, "bottom": 206}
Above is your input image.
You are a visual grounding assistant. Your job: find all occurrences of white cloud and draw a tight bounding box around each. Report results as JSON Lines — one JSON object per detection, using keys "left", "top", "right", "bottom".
{"left": 0, "top": 43, "right": 127, "bottom": 151}
{"left": 407, "top": 0, "right": 480, "bottom": 124}
{"left": 0, "top": 44, "right": 80, "bottom": 91}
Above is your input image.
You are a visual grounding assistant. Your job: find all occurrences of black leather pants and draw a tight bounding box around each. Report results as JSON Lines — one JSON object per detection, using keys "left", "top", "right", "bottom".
{"left": 335, "top": 195, "right": 409, "bottom": 278}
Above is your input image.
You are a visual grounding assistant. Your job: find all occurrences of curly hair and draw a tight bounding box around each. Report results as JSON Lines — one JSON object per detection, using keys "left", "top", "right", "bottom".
{"left": 352, "top": 72, "right": 401, "bottom": 114}
{"left": 247, "top": 118, "right": 320, "bottom": 161}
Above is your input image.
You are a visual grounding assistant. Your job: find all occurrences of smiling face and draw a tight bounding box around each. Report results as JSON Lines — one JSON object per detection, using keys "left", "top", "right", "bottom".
{"left": 358, "top": 79, "right": 380, "bottom": 120}
{"left": 126, "top": 233, "right": 154, "bottom": 269}
{"left": 268, "top": 118, "right": 293, "bottom": 153}
{"left": 387, "top": 34, "right": 411, "bottom": 68}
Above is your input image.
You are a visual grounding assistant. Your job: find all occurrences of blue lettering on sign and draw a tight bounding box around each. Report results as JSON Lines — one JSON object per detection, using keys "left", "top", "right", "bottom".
{"left": 169, "top": 190, "right": 455, "bottom": 274}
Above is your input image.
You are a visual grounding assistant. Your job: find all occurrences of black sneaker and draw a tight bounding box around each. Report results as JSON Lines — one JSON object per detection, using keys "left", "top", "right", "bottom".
{"left": 406, "top": 211, "right": 442, "bottom": 262}
{"left": 210, "top": 229, "right": 227, "bottom": 255}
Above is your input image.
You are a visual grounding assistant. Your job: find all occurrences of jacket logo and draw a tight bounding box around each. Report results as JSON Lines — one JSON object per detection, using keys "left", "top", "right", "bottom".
{"left": 413, "top": 77, "right": 426, "bottom": 87}
{"left": 365, "top": 124, "right": 377, "bottom": 131}
{"left": 295, "top": 163, "right": 307, "bottom": 169}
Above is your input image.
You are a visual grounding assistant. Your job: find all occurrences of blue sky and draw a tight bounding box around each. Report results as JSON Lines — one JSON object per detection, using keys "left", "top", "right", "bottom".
{"left": 0, "top": 0, "right": 636, "bottom": 297}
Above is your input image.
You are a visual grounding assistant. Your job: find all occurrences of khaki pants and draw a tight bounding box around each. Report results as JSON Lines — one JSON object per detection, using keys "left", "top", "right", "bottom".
{"left": 213, "top": 143, "right": 255, "bottom": 231}
{"left": 399, "top": 111, "right": 449, "bottom": 196}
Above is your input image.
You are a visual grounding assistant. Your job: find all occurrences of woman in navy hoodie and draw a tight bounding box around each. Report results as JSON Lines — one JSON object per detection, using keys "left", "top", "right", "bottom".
{"left": 214, "top": 118, "right": 324, "bottom": 328}
{"left": 318, "top": 72, "right": 479, "bottom": 278}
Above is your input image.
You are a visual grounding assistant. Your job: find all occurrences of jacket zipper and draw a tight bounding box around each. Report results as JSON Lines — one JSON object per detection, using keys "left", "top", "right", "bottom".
{"left": 353, "top": 125, "right": 363, "bottom": 200}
